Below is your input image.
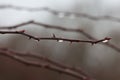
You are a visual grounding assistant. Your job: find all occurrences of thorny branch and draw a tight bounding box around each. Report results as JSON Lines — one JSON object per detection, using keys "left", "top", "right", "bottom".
{"left": 0, "top": 20, "right": 119, "bottom": 52}
{"left": 0, "top": 47, "right": 94, "bottom": 80}
{"left": 0, "top": 5, "right": 120, "bottom": 22}
{"left": 0, "top": 4, "right": 119, "bottom": 80}
{"left": 0, "top": 30, "right": 111, "bottom": 45}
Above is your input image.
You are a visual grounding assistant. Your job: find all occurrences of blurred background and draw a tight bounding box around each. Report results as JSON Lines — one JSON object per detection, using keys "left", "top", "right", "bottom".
{"left": 0, "top": 0, "right": 120, "bottom": 80}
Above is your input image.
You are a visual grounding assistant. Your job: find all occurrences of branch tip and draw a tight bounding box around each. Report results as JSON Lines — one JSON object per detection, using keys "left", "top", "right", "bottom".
{"left": 19, "top": 30, "right": 25, "bottom": 33}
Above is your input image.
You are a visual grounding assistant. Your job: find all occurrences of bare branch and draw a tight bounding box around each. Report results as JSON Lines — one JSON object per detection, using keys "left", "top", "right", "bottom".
{"left": 0, "top": 20, "right": 94, "bottom": 39}
{"left": 0, "top": 20, "right": 119, "bottom": 53}
{"left": 0, "top": 30, "right": 111, "bottom": 45}
{"left": 0, "top": 47, "right": 94, "bottom": 80}
{"left": 0, "top": 21, "right": 33, "bottom": 29}
{"left": 0, "top": 5, "right": 120, "bottom": 22}
{"left": 0, "top": 20, "right": 119, "bottom": 52}
{"left": 0, "top": 5, "right": 50, "bottom": 11}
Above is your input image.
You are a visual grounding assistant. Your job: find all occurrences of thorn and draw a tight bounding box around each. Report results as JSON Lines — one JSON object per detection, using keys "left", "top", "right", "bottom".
{"left": 37, "top": 39, "right": 40, "bottom": 41}
{"left": 91, "top": 41, "right": 96, "bottom": 45}
{"left": 28, "top": 37, "right": 32, "bottom": 40}
{"left": 52, "top": 33, "right": 56, "bottom": 38}
{"left": 91, "top": 42, "right": 94, "bottom": 46}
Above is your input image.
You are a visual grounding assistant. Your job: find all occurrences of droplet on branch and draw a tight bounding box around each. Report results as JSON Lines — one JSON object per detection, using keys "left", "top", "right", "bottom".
{"left": 102, "top": 40, "right": 109, "bottom": 43}
{"left": 58, "top": 40, "right": 63, "bottom": 42}
{"left": 102, "top": 37, "right": 111, "bottom": 43}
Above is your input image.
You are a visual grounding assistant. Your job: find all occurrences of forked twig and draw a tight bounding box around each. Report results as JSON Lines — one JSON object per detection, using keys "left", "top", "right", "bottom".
{"left": 0, "top": 47, "right": 94, "bottom": 80}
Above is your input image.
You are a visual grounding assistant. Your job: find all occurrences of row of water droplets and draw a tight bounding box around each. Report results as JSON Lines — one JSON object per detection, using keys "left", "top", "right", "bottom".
{"left": 56, "top": 12, "right": 76, "bottom": 19}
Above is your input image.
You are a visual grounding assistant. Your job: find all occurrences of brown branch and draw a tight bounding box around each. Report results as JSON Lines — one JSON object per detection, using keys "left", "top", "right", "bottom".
{"left": 0, "top": 20, "right": 94, "bottom": 39}
{"left": 0, "top": 20, "right": 119, "bottom": 52}
{"left": 0, "top": 47, "right": 95, "bottom": 80}
{"left": 0, "top": 5, "right": 120, "bottom": 22}
{"left": 0, "top": 30, "right": 111, "bottom": 45}
{"left": 0, "top": 5, "right": 50, "bottom": 11}
{"left": 0, "top": 47, "right": 89, "bottom": 77}
{"left": 0, "top": 21, "right": 34, "bottom": 29}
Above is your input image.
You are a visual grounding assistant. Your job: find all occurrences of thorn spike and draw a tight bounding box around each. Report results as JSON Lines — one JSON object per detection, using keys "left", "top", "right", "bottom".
{"left": 52, "top": 34, "right": 56, "bottom": 38}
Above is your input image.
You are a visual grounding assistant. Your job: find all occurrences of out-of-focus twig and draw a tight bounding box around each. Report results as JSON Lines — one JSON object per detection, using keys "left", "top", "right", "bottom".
{"left": 0, "top": 30, "right": 111, "bottom": 45}
{"left": 0, "top": 5, "right": 120, "bottom": 22}
{"left": 0, "top": 47, "right": 94, "bottom": 80}
{"left": 0, "top": 20, "right": 94, "bottom": 39}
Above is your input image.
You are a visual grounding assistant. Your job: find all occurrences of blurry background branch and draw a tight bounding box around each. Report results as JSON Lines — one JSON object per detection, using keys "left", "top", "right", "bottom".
{"left": 0, "top": 5, "right": 120, "bottom": 22}
{"left": 0, "top": 20, "right": 94, "bottom": 39}
{"left": 0, "top": 47, "right": 94, "bottom": 80}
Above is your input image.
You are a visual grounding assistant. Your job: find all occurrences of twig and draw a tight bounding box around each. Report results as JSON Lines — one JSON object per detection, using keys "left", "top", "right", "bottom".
{"left": 0, "top": 21, "right": 33, "bottom": 29}
{"left": 0, "top": 47, "right": 94, "bottom": 80}
{"left": 0, "top": 20, "right": 119, "bottom": 52}
{"left": 0, "top": 5, "right": 50, "bottom": 11}
{"left": 0, "top": 30, "right": 111, "bottom": 45}
{"left": 1, "top": 47, "right": 90, "bottom": 78}
{"left": 0, "top": 5, "right": 120, "bottom": 22}
{"left": 0, "top": 20, "right": 94, "bottom": 39}
{"left": 0, "top": 20, "right": 93, "bottom": 39}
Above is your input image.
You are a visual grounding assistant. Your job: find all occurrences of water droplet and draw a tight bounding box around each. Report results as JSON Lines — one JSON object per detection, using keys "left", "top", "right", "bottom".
{"left": 102, "top": 40, "right": 108, "bottom": 43}
{"left": 57, "top": 12, "right": 65, "bottom": 18}
{"left": 58, "top": 40, "right": 63, "bottom": 42}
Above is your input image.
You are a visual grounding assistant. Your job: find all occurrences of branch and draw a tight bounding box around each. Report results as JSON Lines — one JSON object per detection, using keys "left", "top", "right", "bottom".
{"left": 0, "top": 47, "right": 95, "bottom": 80}
{"left": 0, "top": 30, "right": 111, "bottom": 45}
{"left": 0, "top": 20, "right": 119, "bottom": 52}
{"left": 0, "top": 20, "right": 94, "bottom": 39}
{"left": 0, "top": 5, "right": 120, "bottom": 22}
{"left": 0, "top": 4, "right": 120, "bottom": 52}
